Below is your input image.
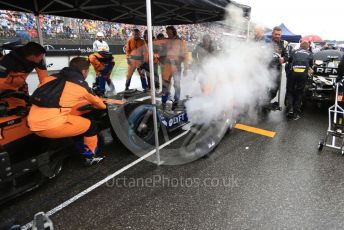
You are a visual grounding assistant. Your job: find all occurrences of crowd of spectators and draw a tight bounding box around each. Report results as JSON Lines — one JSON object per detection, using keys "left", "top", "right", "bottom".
{"left": 0, "top": 10, "right": 225, "bottom": 43}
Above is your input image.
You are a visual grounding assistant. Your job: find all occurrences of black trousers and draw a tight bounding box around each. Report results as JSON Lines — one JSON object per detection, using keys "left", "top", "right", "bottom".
{"left": 139, "top": 62, "right": 160, "bottom": 89}
{"left": 268, "top": 65, "right": 282, "bottom": 102}
{"left": 286, "top": 72, "right": 307, "bottom": 113}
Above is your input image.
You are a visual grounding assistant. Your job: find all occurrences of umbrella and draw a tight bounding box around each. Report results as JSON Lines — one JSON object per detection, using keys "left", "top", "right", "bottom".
{"left": 302, "top": 35, "right": 323, "bottom": 43}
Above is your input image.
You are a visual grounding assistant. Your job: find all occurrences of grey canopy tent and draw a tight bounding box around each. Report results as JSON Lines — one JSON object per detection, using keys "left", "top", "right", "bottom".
{"left": 0, "top": 0, "right": 250, "bottom": 25}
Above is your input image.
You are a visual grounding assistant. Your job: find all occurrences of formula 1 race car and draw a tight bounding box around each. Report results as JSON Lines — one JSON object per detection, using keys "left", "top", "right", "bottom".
{"left": 0, "top": 40, "right": 118, "bottom": 204}
{"left": 109, "top": 89, "right": 231, "bottom": 165}
{"left": 0, "top": 89, "right": 117, "bottom": 204}
{"left": 0, "top": 38, "right": 231, "bottom": 203}
{"left": 304, "top": 49, "right": 344, "bottom": 106}
{"left": 0, "top": 84, "right": 229, "bottom": 204}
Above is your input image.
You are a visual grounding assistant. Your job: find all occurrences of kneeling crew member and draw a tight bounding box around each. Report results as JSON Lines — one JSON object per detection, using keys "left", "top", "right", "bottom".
{"left": 89, "top": 50, "right": 115, "bottom": 96}
{"left": 28, "top": 57, "right": 119, "bottom": 165}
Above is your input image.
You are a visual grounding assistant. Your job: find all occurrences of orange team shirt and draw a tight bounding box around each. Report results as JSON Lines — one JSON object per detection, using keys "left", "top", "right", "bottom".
{"left": 88, "top": 53, "right": 105, "bottom": 75}
{"left": 0, "top": 68, "right": 49, "bottom": 91}
{"left": 125, "top": 37, "right": 147, "bottom": 60}
{"left": 165, "top": 38, "right": 189, "bottom": 66}
{"left": 155, "top": 38, "right": 189, "bottom": 67}
{"left": 28, "top": 75, "right": 106, "bottom": 131}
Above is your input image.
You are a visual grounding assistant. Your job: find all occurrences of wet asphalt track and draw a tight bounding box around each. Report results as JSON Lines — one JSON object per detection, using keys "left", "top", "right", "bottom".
{"left": 1, "top": 102, "right": 344, "bottom": 229}
{"left": 2, "top": 78, "right": 344, "bottom": 229}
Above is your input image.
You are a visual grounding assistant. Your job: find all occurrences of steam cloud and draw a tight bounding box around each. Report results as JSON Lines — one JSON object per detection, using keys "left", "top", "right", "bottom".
{"left": 184, "top": 4, "right": 276, "bottom": 124}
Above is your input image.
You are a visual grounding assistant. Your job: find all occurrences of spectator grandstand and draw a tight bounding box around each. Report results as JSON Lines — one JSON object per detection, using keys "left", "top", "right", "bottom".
{"left": 0, "top": 10, "right": 234, "bottom": 46}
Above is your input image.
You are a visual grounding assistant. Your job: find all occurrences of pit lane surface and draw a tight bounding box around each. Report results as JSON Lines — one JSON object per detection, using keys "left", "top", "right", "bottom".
{"left": 2, "top": 71, "right": 344, "bottom": 229}
{"left": 2, "top": 102, "right": 344, "bottom": 229}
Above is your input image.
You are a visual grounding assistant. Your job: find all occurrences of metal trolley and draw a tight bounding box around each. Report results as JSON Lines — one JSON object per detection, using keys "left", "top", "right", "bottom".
{"left": 318, "top": 83, "right": 344, "bottom": 154}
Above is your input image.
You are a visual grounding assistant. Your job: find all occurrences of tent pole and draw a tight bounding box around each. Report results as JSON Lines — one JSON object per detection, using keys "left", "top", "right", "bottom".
{"left": 146, "top": 0, "right": 161, "bottom": 165}
{"left": 35, "top": 14, "right": 44, "bottom": 46}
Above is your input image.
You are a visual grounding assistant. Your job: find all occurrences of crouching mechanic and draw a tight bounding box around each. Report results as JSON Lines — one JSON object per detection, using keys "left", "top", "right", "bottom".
{"left": 28, "top": 57, "right": 123, "bottom": 166}
{"left": 89, "top": 50, "right": 115, "bottom": 96}
{"left": 286, "top": 41, "right": 313, "bottom": 120}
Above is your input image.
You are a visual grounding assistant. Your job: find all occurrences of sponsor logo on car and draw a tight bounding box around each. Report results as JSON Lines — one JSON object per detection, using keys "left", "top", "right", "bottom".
{"left": 314, "top": 67, "right": 338, "bottom": 76}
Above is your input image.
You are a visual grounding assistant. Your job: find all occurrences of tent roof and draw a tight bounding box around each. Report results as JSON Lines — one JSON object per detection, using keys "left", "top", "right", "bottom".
{"left": 0, "top": 0, "right": 251, "bottom": 25}
{"left": 265, "top": 23, "right": 302, "bottom": 43}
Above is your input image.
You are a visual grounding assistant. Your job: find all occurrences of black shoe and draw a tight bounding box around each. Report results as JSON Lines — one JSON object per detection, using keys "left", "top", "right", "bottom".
{"left": 287, "top": 112, "right": 294, "bottom": 119}
{"left": 286, "top": 108, "right": 294, "bottom": 118}
{"left": 84, "top": 156, "right": 104, "bottom": 166}
{"left": 271, "top": 102, "right": 280, "bottom": 111}
{"left": 293, "top": 114, "right": 301, "bottom": 120}
{"left": 172, "top": 101, "right": 178, "bottom": 110}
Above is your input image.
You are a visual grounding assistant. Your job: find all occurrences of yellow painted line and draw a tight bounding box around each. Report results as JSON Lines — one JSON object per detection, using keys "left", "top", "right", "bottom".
{"left": 234, "top": 123, "right": 276, "bottom": 138}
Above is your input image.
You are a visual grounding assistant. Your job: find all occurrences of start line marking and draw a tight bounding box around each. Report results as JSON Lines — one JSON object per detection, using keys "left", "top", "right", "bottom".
{"left": 234, "top": 123, "right": 276, "bottom": 138}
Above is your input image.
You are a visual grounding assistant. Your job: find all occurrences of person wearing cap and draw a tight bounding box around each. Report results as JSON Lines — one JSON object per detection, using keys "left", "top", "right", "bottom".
{"left": 93, "top": 32, "right": 109, "bottom": 52}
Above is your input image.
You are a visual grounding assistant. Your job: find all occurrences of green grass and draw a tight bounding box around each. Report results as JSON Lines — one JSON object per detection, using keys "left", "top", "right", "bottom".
{"left": 87, "top": 53, "right": 194, "bottom": 81}
{"left": 88, "top": 54, "right": 128, "bottom": 80}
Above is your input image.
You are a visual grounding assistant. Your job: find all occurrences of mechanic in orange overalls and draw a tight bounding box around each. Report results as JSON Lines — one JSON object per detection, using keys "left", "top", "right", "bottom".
{"left": 125, "top": 29, "right": 148, "bottom": 91}
{"left": 88, "top": 50, "right": 115, "bottom": 96}
{"left": 160, "top": 26, "right": 189, "bottom": 110}
{"left": 0, "top": 42, "right": 48, "bottom": 109}
{"left": 28, "top": 57, "right": 123, "bottom": 166}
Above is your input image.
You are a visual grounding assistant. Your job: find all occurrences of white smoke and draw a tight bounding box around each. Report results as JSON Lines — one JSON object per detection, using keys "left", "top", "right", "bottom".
{"left": 184, "top": 4, "right": 276, "bottom": 124}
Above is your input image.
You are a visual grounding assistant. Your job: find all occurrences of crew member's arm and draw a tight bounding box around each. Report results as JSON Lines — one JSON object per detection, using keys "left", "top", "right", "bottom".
{"left": 83, "top": 92, "right": 107, "bottom": 109}
{"left": 83, "top": 92, "right": 125, "bottom": 109}
{"left": 308, "top": 53, "right": 314, "bottom": 76}
{"left": 35, "top": 59, "right": 49, "bottom": 84}
{"left": 142, "top": 41, "right": 149, "bottom": 63}
{"left": 93, "top": 41, "right": 98, "bottom": 52}
{"left": 288, "top": 50, "right": 295, "bottom": 64}
{"left": 125, "top": 39, "right": 132, "bottom": 59}
{"left": 280, "top": 41, "right": 288, "bottom": 64}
